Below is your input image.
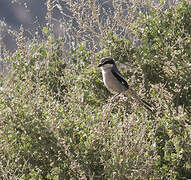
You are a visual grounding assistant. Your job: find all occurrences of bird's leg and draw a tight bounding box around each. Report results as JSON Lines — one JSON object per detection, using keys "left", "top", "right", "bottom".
{"left": 109, "top": 93, "right": 121, "bottom": 103}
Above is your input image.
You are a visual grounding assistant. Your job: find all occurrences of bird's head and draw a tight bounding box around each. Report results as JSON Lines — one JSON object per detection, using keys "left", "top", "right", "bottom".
{"left": 98, "top": 57, "right": 115, "bottom": 69}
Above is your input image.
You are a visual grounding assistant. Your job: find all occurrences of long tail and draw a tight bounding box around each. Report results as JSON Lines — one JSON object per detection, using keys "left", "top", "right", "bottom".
{"left": 127, "top": 88, "right": 155, "bottom": 112}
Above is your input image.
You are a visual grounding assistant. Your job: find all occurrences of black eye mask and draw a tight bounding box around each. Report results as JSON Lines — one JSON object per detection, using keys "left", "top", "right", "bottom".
{"left": 98, "top": 58, "right": 115, "bottom": 67}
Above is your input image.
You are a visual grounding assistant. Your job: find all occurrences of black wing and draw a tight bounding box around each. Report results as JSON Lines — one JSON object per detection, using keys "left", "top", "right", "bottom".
{"left": 111, "top": 69, "right": 129, "bottom": 89}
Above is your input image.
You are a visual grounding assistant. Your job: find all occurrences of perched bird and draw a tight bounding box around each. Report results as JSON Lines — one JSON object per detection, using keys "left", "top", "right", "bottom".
{"left": 98, "top": 57, "right": 154, "bottom": 112}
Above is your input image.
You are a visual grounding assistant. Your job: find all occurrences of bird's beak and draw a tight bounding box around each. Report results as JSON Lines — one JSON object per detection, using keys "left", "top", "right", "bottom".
{"left": 97, "top": 63, "right": 102, "bottom": 68}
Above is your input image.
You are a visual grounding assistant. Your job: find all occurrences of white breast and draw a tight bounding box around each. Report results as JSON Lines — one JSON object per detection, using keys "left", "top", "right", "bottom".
{"left": 101, "top": 68, "right": 128, "bottom": 94}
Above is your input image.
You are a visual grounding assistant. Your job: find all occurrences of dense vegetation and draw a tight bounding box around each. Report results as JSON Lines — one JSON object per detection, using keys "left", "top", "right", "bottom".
{"left": 0, "top": 0, "right": 190, "bottom": 179}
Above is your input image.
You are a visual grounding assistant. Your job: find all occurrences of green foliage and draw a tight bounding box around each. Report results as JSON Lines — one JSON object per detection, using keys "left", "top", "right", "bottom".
{"left": 0, "top": 0, "right": 191, "bottom": 179}
{"left": 136, "top": 0, "right": 191, "bottom": 112}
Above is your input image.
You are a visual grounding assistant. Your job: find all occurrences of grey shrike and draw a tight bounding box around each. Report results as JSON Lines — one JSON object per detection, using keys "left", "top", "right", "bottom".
{"left": 98, "top": 57, "right": 154, "bottom": 112}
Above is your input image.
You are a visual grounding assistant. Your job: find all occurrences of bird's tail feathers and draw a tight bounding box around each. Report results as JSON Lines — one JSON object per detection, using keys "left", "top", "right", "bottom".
{"left": 126, "top": 89, "right": 155, "bottom": 112}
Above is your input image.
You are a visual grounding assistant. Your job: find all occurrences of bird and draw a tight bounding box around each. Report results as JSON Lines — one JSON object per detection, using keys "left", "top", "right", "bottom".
{"left": 98, "top": 57, "right": 154, "bottom": 112}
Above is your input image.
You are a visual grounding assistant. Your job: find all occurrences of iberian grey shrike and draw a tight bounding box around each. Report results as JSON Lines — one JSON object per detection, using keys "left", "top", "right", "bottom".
{"left": 98, "top": 57, "right": 154, "bottom": 112}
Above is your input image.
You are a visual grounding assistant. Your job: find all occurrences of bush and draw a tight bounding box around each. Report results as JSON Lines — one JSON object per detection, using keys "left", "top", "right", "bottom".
{"left": 0, "top": 0, "right": 190, "bottom": 179}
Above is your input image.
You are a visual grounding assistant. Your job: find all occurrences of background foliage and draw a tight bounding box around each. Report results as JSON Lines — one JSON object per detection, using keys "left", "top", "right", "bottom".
{"left": 0, "top": 0, "right": 190, "bottom": 179}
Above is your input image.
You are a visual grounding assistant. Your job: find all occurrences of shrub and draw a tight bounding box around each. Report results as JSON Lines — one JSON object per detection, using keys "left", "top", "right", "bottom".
{"left": 0, "top": 0, "right": 190, "bottom": 179}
